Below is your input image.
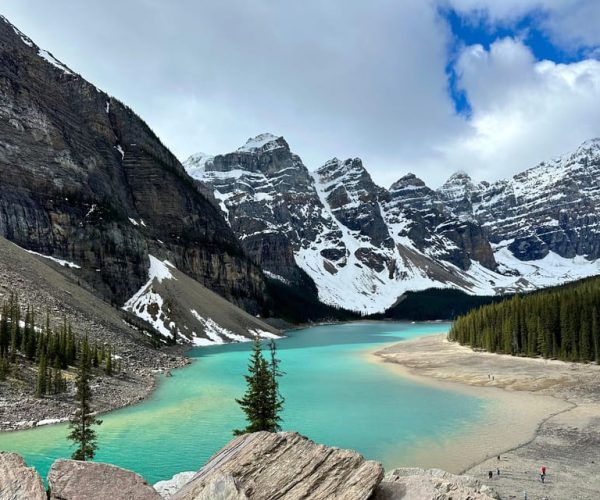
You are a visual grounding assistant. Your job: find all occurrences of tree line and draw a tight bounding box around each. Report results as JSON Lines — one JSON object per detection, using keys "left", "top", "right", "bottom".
{"left": 448, "top": 277, "right": 600, "bottom": 362}
{"left": 0, "top": 294, "right": 121, "bottom": 396}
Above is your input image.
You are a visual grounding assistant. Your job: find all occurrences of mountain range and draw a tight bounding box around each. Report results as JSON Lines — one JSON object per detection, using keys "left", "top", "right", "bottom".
{"left": 186, "top": 134, "right": 600, "bottom": 313}
{"left": 1, "top": 12, "right": 600, "bottom": 348}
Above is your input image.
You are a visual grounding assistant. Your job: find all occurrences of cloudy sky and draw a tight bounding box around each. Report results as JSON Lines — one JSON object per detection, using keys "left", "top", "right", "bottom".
{"left": 3, "top": 0, "right": 600, "bottom": 187}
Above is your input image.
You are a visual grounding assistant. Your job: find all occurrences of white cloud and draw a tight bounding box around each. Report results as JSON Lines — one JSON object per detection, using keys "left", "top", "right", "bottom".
{"left": 433, "top": 37, "right": 600, "bottom": 183}
{"left": 1, "top": 1, "right": 599, "bottom": 189}
{"left": 446, "top": 0, "right": 600, "bottom": 51}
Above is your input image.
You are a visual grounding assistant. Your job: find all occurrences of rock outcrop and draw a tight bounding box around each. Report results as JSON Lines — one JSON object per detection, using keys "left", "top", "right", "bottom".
{"left": 48, "top": 459, "right": 161, "bottom": 500}
{"left": 0, "top": 452, "right": 46, "bottom": 500}
{"left": 373, "top": 468, "right": 499, "bottom": 500}
{"left": 172, "top": 431, "right": 384, "bottom": 500}
{"left": 0, "top": 15, "right": 265, "bottom": 321}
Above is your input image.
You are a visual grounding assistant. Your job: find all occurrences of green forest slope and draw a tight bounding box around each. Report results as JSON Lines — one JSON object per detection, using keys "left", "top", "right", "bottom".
{"left": 448, "top": 276, "right": 600, "bottom": 362}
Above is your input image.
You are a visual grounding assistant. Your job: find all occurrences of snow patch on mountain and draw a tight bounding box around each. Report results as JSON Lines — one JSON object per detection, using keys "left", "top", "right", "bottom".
{"left": 24, "top": 249, "right": 81, "bottom": 269}
{"left": 183, "top": 152, "right": 215, "bottom": 178}
{"left": 122, "top": 255, "right": 178, "bottom": 338}
{"left": 237, "top": 133, "right": 282, "bottom": 153}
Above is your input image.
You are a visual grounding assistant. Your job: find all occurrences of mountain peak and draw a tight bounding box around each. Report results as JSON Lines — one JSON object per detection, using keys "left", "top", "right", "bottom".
{"left": 575, "top": 137, "right": 600, "bottom": 153}
{"left": 183, "top": 152, "right": 215, "bottom": 177}
{"left": 317, "top": 157, "right": 369, "bottom": 181}
{"left": 446, "top": 170, "right": 472, "bottom": 183}
{"left": 1, "top": 15, "right": 75, "bottom": 76}
{"left": 236, "top": 133, "right": 287, "bottom": 153}
{"left": 390, "top": 173, "right": 426, "bottom": 191}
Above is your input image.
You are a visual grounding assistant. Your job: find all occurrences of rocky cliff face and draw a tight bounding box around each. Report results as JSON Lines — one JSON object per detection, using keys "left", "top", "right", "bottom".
{"left": 439, "top": 139, "right": 600, "bottom": 262}
{"left": 0, "top": 16, "right": 265, "bottom": 316}
{"left": 189, "top": 135, "right": 600, "bottom": 313}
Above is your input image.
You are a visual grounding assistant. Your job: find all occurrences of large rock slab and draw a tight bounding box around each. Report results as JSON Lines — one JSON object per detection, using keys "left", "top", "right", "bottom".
{"left": 48, "top": 459, "right": 161, "bottom": 500}
{"left": 0, "top": 452, "right": 46, "bottom": 500}
{"left": 172, "top": 431, "right": 383, "bottom": 500}
{"left": 373, "top": 468, "right": 499, "bottom": 500}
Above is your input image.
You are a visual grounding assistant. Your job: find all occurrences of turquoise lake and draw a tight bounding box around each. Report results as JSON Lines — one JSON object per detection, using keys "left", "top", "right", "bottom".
{"left": 0, "top": 322, "right": 488, "bottom": 484}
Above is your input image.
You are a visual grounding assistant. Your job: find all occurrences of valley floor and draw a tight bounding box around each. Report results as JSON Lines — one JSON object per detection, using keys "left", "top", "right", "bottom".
{"left": 370, "top": 334, "right": 600, "bottom": 500}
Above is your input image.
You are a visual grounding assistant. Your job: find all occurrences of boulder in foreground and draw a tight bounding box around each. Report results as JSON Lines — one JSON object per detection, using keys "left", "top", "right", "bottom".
{"left": 0, "top": 452, "right": 46, "bottom": 500}
{"left": 172, "top": 431, "right": 384, "bottom": 500}
{"left": 48, "top": 459, "right": 161, "bottom": 500}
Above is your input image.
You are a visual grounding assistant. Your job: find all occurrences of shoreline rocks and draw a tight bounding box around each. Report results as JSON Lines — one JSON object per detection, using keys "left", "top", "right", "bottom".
{"left": 2, "top": 432, "right": 501, "bottom": 500}
{"left": 48, "top": 459, "right": 161, "bottom": 500}
{"left": 0, "top": 452, "right": 46, "bottom": 500}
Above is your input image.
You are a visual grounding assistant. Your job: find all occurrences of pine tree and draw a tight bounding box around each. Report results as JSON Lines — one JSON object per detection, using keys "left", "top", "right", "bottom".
{"left": 234, "top": 337, "right": 281, "bottom": 435}
{"left": 35, "top": 351, "right": 48, "bottom": 398}
{"left": 67, "top": 338, "right": 102, "bottom": 460}
{"left": 53, "top": 358, "right": 66, "bottom": 394}
{"left": 0, "top": 353, "right": 9, "bottom": 381}
{"left": 267, "top": 340, "right": 284, "bottom": 432}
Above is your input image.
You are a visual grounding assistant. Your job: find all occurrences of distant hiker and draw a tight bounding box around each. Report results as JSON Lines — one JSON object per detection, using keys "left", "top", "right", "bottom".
{"left": 541, "top": 466, "right": 547, "bottom": 475}
{"left": 540, "top": 473, "right": 545, "bottom": 483}
{"left": 497, "top": 455, "right": 501, "bottom": 461}
{"left": 524, "top": 492, "right": 528, "bottom": 500}
{"left": 488, "top": 470, "right": 493, "bottom": 479}
{"left": 497, "top": 468, "right": 500, "bottom": 476}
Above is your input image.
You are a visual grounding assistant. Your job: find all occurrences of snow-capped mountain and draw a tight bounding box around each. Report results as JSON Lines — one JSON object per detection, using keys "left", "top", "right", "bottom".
{"left": 438, "top": 139, "right": 600, "bottom": 262}
{"left": 187, "top": 134, "right": 600, "bottom": 314}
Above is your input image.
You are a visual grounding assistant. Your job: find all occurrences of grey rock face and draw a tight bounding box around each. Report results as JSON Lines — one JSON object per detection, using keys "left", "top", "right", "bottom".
{"left": 48, "top": 459, "right": 161, "bottom": 500}
{"left": 0, "top": 452, "right": 46, "bottom": 500}
{"left": 438, "top": 139, "right": 600, "bottom": 261}
{"left": 187, "top": 134, "right": 343, "bottom": 285}
{"left": 382, "top": 173, "right": 496, "bottom": 271}
{"left": 172, "top": 431, "right": 384, "bottom": 500}
{"left": 316, "top": 158, "right": 393, "bottom": 249}
{"left": 0, "top": 16, "right": 265, "bottom": 314}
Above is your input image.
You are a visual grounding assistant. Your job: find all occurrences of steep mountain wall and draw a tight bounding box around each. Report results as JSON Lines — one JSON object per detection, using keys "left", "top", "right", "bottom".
{"left": 0, "top": 16, "right": 265, "bottom": 313}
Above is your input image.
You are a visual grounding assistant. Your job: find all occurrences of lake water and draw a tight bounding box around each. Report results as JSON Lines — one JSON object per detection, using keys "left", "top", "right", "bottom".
{"left": 0, "top": 322, "right": 488, "bottom": 484}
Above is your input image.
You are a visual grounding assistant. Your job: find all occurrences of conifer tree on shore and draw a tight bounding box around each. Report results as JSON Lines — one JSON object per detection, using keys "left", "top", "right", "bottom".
{"left": 68, "top": 338, "right": 102, "bottom": 460}
{"left": 234, "top": 337, "right": 284, "bottom": 435}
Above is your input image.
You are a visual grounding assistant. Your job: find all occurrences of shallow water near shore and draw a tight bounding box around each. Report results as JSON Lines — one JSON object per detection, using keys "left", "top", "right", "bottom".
{"left": 0, "top": 322, "right": 490, "bottom": 484}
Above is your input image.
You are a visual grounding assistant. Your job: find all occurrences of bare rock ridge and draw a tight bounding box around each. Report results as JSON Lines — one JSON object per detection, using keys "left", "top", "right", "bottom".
{"left": 188, "top": 134, "right": 600, "bottom": 313}
{"left": 0, "top": 15, "right": 265, "bottom": 322}
{"left": 3, "top": 433, "right": 499, "bottom": 500}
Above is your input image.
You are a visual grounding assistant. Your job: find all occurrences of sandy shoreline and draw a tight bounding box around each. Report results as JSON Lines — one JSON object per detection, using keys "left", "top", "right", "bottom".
{"left": 371, "top": 333, "right": 600, "bottom": 499}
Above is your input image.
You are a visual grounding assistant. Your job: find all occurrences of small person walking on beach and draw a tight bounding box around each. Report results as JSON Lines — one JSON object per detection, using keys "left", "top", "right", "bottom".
{"left": 488, "top": 470, "right": 493, "bottom": 480}
{"left": 496, "top": 467, "right": 500, "bottom": 476}
{"left": 540, "top": 465, "right": 547, "bottom": 483}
